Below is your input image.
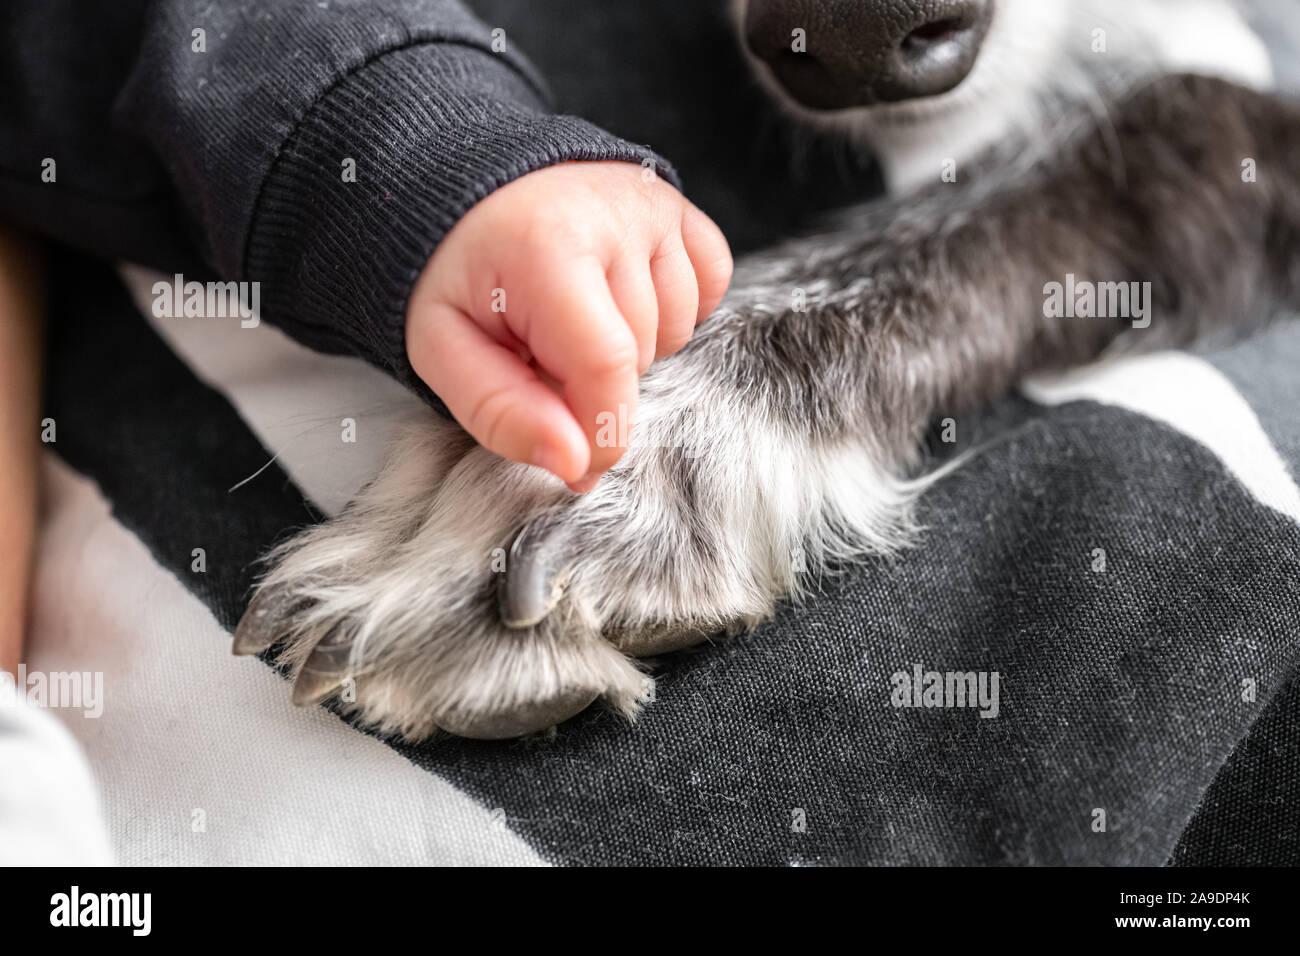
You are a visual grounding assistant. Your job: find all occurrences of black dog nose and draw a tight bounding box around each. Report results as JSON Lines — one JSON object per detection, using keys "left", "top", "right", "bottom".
{"left": 745, "top": 0, "right": 994, "bottom": 109}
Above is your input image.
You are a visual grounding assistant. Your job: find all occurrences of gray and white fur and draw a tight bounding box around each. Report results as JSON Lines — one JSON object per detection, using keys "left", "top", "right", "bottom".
{"left": 234, "top": 0, "right": 1300, "bottom": 739}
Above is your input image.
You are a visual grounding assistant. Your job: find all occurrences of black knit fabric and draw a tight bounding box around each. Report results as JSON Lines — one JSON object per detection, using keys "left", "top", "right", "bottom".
{"left": 243, "top": 42, "right": 673, "bottom": 398}
{"left": 0, "top": 0, "right": 674, "bottom": 402}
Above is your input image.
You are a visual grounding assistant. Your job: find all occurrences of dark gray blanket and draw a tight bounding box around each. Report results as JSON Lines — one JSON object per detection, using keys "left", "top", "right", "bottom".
{"left": 43, "top": 254, "right": 1300, "bottom": 865}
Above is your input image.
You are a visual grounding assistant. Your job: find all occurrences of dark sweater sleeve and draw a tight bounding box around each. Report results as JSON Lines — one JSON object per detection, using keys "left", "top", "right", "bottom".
{"left": 2, "top": 0, "right": 677, "bottom": 400}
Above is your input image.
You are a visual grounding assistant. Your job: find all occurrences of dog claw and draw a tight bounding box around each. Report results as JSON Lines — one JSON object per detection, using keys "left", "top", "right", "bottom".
{"left": 233, "top": 586, "right": 290, "bottom": 656}
{"left": 436, "top": 686, "right": 601, "bottom": 739}
{"left": 499, "top": 518, "right": 572, "bottom": 629}
{"left": 291, "top": 631, "right": 355, "bottom": 706}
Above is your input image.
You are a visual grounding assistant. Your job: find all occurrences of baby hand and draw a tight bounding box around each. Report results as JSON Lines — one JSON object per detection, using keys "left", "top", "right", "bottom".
{"left": 405, "top": 161, "right": 732, "bottom": 492}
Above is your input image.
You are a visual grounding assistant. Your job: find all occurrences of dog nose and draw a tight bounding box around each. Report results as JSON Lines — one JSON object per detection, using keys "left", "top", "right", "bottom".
{"left": 744, "top": 0, "right": 993, "bottom": 109}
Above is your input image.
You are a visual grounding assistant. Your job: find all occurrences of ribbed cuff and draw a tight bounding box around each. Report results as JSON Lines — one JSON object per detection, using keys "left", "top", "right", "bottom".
{"left": 243, "top": 41, "right": 678, "bottom": 407}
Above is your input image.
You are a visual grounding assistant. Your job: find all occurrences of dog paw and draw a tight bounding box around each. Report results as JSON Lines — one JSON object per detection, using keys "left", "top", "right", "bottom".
{"left": 234, "top": 374, "right": 920, "bottom": 739}
{"left": 231, "top": 413, "right": 646, "bottom": 739}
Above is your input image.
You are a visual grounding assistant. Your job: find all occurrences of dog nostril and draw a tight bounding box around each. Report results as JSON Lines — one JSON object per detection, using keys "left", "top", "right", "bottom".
{"left": 744, "top": 0, "right": 992, "bottom": 109}
{"left": 902, "top": 17, "right": 965, "bottom": 51}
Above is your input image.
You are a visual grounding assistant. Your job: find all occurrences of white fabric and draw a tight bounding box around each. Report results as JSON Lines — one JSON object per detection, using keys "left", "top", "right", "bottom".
{"left": 121, "top": 264, "right": 414, "bottom": 517}
{"left": 25, "top": 455, "right": 546, "bottom": 866}
{"left": 1023, "top": 351, "right": 1300, "bottom": 523}
{"left": 0, "top": 689, "right": 114, "bottom": 865}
